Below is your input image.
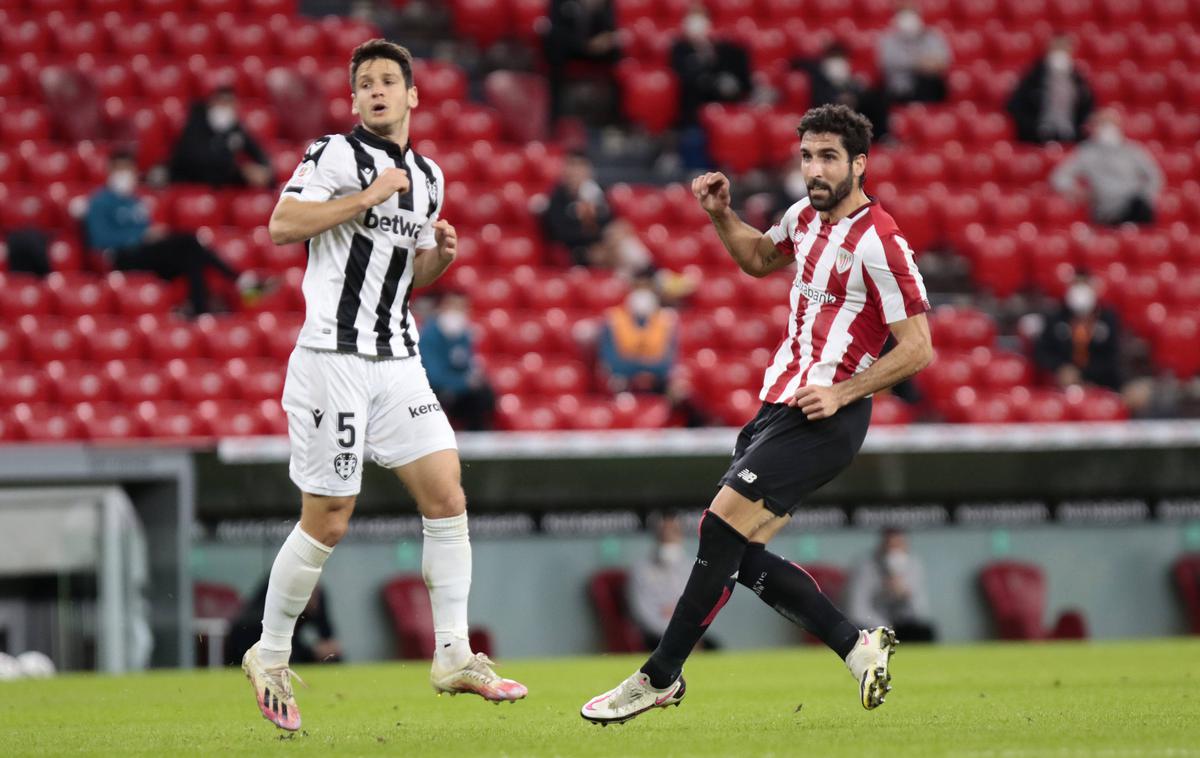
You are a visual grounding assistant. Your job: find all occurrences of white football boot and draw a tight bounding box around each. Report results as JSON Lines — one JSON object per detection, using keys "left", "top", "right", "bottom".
{"left": 580, "top": 671, "right": 686, "bottom": 725}
{"left": 844, "top": 626, "right": 897, "bottom": 710}
{"left": 430, "top": 652, "right": 528, "bottom": 702}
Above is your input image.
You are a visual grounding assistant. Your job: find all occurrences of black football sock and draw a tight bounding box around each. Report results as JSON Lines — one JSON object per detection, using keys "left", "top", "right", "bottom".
{"left": 640, "top": 511, "right": 747, "bottom": 689}
{"left": 738, "top": 542, "right": 861, "bottom": 659}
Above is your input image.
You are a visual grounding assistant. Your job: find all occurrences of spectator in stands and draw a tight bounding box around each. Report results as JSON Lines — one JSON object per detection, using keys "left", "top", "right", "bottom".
{"left": 544, "top": 0, "right": 622, "bottom": 123}
{"left": 542, "top": 152, "right": 613, "bottom": 266}
{"left": 419, "top": 291, "right": 496, "bottom": 431}
{"left": 796, "top": 42, "right": 889, "bottom": 141}
{"left": 1051, "top": 109, "right": 1163, "bottom": 226}
{"left": 846, "top": 528, "right": 936, "bottom": 642}
{"left": 670, "top": 3, "right": 753, "bottom": 126}
{"left": 598, "top": 266, "right": 678, "bottom": 393}
{"left": 85, "top": 151, "right": 249, "bottom": 315}
{"left": 594, "top": 219, "right": 653, "bottom": 276}
{"left": 876, "top": 4, "right": 951, "bottom": 104}
{"left": 628, "top": 512, "right": 720, "bottom": 651}
{"left": 1034, "top": 272, "right": 1124, "bottom": 392}
{"left": 168, "top": 84, "right": 274, "bottom": 188}
{"left": 225, "top": 581, "right": 342, "bottom": 666}
{"left": 1008, "top": 35, "right": 1095, "bottom": 145}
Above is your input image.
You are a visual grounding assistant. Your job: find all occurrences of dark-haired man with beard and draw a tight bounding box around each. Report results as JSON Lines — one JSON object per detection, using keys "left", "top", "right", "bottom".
{"left": 581, "top": 104, "right": 933, "bottom": 725}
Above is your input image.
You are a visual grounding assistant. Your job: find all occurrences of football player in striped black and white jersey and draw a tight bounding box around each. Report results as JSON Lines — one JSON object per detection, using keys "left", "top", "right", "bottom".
{"left": 240, "top": 40, "right": 526, "bottom": 732}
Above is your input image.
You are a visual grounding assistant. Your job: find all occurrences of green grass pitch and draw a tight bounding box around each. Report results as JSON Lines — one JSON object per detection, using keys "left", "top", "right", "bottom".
{"left": 1, "top": 639, "right": 1197, "bottom": 757}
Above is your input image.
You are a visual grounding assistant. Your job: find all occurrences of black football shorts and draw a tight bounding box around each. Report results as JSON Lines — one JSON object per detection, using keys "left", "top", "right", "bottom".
{"left": 718, "top": 397, "right": 872, "bottom": 517}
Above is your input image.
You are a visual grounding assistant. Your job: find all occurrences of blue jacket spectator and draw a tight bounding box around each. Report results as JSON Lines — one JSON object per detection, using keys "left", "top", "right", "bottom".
{"left": 419, "top": 292, "right": 495, "bottom": 430}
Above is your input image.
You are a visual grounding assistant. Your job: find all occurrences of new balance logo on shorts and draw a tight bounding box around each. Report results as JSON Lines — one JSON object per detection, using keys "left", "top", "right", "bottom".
{"left": 409, "top": 402, "right": 441, "bottom": 419}
{"left": 333, "top": 452, "right": 358, "bottom": 480}
{"left": 737, "top": 468, "right": 758, "bottom": 483}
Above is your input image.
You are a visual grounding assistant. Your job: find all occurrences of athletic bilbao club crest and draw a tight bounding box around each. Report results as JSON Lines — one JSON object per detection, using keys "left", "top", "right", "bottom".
{"left": 333, "top": 453, "right": 358, "bottom": 481}
{"left": 835, "top": 248, "right": 854, "bottom": 274}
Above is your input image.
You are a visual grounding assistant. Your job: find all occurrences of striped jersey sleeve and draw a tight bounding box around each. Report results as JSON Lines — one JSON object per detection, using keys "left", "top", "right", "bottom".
{"left": 861, "top": 229, "right": 930, "bottom": 324}
{"left": 282, "top": 135, "right": 351, "bottom": 203}
{"left": 413, "top": 158, "right": 445, "bottom": 251}
{"left": 765, "top": 199, "right": 809, "bottom": 255}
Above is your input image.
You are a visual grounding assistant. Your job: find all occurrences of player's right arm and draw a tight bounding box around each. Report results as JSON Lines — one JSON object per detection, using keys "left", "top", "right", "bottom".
{"left": 694, "top": 172, "right": 793, "bottom": 278}
{"left": 268, "top": 168, "right": 410, "bottom": 245}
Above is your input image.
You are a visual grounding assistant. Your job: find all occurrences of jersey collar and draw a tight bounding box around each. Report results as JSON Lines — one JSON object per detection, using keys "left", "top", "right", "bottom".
{"left": 351, "top": 125, "right": 409, "bottom": 160}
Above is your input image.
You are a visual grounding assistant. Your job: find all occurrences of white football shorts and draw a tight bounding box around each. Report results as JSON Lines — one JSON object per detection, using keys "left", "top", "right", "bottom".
{"left": 281, "top": 346, "right": 458, "bottom": 497}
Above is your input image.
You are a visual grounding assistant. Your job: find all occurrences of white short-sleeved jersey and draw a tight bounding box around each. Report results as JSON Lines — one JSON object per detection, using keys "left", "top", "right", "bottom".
{"left": 281, "top": 125, "right": 444, "bottom": 357}
{"left": 758, "top": 197, "right": 930, "bottom": 402}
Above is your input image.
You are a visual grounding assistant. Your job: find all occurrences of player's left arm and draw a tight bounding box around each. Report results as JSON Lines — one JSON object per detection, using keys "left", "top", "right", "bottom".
{"left": 412, "top": 219, "right": 456, "bottom": 288}
{"left": 788, "top": 313, "right": 932, "bottom": 419}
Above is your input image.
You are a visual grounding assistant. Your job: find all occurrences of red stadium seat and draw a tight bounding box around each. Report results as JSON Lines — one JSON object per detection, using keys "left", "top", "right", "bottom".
{"left": 0, "top": 275, "right": 50, "bottom": 319}
{"left": 9, "top": 403, "right": 84, "bottom": 442}
{"left": 46, "top": 273, "right": 115, "bottom": 318}
{"left": 111, "top": 272, "right": 182, "bottom": 316}
{"left": 0, "top": 324, "right": 27, "bottom": 363}
{"left": 971, "top": 236, "right": 1027, "bottom": 298}
{"left": 701, "top": 105, "right": 762, "bottom": 175}
{"left": 171, "top": 360, "right": 234, "bottom": 404}
{"left": 196, "top": 314, "right": 264, "bottom": 361}
{"left": 76, "top": 315, "right": 146, "bottom": 362}
{"left": 225, "top": 358, "right": 285, "bottom": 403}
{"left": 1017, "top": 389, "right": 1071, "bottom": 423}
{"left": 195, "top": 399, "right": 266, "bottom": 437}
{"left": 0, "top": 364, "right": 51, "bottom": 405}
{"left": 22, "top": 317, "right": 83, "bottom": 365}
{"left": 980, "top": 561, "right": 1088, "bottom": 640}
{"left": 616, "top": 62, "right": 679, "bottom": 135}
{"left": 494, "top": 394, "right": 561, "bottom": 431}
{"left": 1173, "top": 554, "right": 1200, "bottom": 635}
{"left": 134, "top": 400, "right": 201, "bottom": 439}
{"left": 46, "top": 361, "right": 115, "bottom": 404}
{"left": 610, "top": 393, "right": 672, "bottom": 429}
{"left": 871, "top": 393, "right": 915, "bottom": 425}
{"left": 1154, "top": 314, "right": 1200, "bottom": 379}
{"left": 1063, "top": 385, "right": 1130, "bottom": 422}
{"left": 108, "top": 362, "right": 175, "bottom": 404}
{"left": 144, "top": 319, "right": 203, "bottom": 362}
{"left": 72, "top": 401, "right": 144, "bottom": 441}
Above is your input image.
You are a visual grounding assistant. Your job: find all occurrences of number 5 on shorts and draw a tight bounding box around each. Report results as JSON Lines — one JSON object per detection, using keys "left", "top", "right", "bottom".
{"left": 337, "top": 412, "right": 356, "bottom": 449}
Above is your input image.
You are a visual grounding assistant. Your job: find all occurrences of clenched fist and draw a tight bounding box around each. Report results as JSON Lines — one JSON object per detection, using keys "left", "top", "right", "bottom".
{"left": 364, "top": 167, "right": 410, "bottom": 207}
{"left": 692, "top": 172, "right": 732, "bottom": 215}
{"left": 433, "top": 219, "right": 457, "bottom": 262}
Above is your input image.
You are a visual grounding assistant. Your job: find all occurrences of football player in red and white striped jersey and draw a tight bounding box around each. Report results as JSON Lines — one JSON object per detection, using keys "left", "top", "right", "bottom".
{"left": 582, "top": 104, "right": 932, "bottom": 725}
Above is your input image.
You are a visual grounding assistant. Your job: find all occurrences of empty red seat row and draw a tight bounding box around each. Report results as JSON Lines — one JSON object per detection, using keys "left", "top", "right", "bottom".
{"left": 0, "top": 12, "right": 371, "bottom": 62}
{"left": 493, "top": 391, "right": 676, "bottom": 431}
{"left": 939, "top": 385, "right": 1130, "bottom": 424}
{"left": 0, "top": 398, "right": 286, "bottom": 443}
{"left": 0, "top": 354, "right": 285, "bottom": 407}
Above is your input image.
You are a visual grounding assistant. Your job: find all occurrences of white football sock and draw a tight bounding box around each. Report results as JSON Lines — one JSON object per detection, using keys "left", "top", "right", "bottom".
{"left": 258, "top": 524, "right": 333, "bottom": 669}
{"left": 422, "top": 513, "right": 472, "bottom": 669}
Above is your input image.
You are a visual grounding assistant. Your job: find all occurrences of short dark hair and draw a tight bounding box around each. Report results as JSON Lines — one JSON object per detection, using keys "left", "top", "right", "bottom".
{"left": 348, "top": 39, "right": 414, "bottom": 90}
{"left": 797, "top": 104, "right": 873, "bottom": 161}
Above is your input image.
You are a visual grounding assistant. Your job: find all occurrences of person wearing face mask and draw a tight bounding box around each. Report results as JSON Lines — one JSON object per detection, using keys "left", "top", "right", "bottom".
{"left": 669, "top": 4, "right": 753, "bottom": 126}
{"left": 846, "top": 529, "right": 936, "bottom": 643}
{"left": 877, "top": 4, "right": 951, "bottom": 104}
{"left": 418, "top": 291, "right": 496, "bottom": 431}
{"left": 168, "top": 84, "right": 274, "bottom": 188}
{"left": 598, "top": 267, "right": 679, "bottom": 394}
{"left": 1051, "top": 109, "right": 1163, "bottom": 226}
{"left": 628, "top": 513, "right": 722, "bottom": 651}
{"left": 794, "top": 43, "right": 890, "bottom": 143}
{"left": 1008, "top": 36, "right": 1095, "bottom": 144}
{"left": 542, "top": 152, "right": 614, "bottom": 266}
{"left": 84, "top": 151, "right": 249, "bottom": 315}
{"left": 1034, "top": 273, "right": 1125, "bottom": 392}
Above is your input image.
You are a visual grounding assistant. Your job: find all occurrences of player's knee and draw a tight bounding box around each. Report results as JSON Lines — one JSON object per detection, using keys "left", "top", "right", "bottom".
{"left": 420, "top": 486, "right": 466, "bottom": 519}
{"left": 303, "top": 494, "right": 356, "bottom": 546}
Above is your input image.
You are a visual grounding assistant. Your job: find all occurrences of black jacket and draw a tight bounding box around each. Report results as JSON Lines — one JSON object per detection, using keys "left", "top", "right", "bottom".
{"left": 1007, "top": 61, "right": 1095, "bottom": 144}
{"left": 168, "top": 102, "right": 273, "bottom": 187}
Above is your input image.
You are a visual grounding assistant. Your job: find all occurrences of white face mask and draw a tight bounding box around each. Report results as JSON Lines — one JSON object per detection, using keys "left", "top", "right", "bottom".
{"left": 1046, "top": 49, "right": 1072, "bottom": 75}
{"left": 1065, "top": 283, "right": 1097, "bottom": 316}
{"left": 822, "top": 57, "right": 851, "bottom": 86}
{"left": 626, "top": 289, "right": 659, "bottom": 318}
{"left": 108, "top": 169, "right": 137, "bottom": 196}
{"left": 883, "top": 549, "right": 909, "bottom": 575}
{"left": 437, "top": 310, "right": 468, "bottom": 338}
{"left": 895, "top": 10, "right": 922, "bottom": 36}
{"left": 207, "top": 104, "right": 238, "bottom": 133}
{"left": 784, "top": 170, "right": 809, "bottom": 200}
{"left": 658, "top": 543, "right": 685, "bottom": 564}
{"left": 683, "top": 13, "right": 711, "bottom": 41}
{"left": 1095, "top": 123, "right": 1122, "bottom": 147}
